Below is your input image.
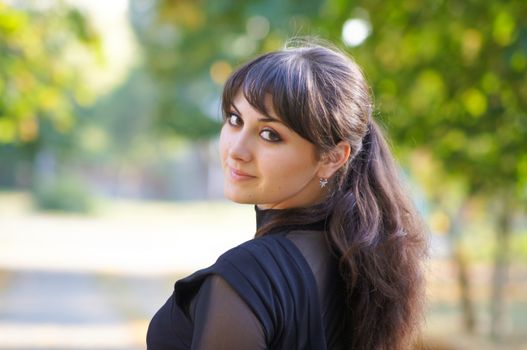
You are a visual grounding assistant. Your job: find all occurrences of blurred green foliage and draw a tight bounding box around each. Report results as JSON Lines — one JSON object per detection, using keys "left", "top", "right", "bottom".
{"left": 342, "top": 0, "right": 527, "bottom": 203}
{"left": 75, "top": 67, "right": 157, "bottom": 161}
{"left": 133, "top": 0, "right": 526, "bottom": 206}
{"left": 0, "top": 0, "right": 101, "bottom": 145}
{"left": 0, "top": 1, "right": 102, "bottom": 211}
{"left": 129, "top": 0, "right": 326, "bottom": 139}
{"left": 33, "top": 173, "right": 94, "bottom": 213}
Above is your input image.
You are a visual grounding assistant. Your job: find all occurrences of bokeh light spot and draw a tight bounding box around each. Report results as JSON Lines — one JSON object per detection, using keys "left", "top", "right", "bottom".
{"left": 231, "top": 35, "right": 256, "bottom": 57}
{"left": 493, "top": 11, "right": 515, "bottom": 46}
{"left": 341, "top": 18, "right": 371, "bottom": 47}
{"left": 462, "top": 88, "right": 487, "bottom": 117}
{"left": 246, "top": 16, "right": 269, "bottom": 40}
{"left": 19, "top": 118, "right": 38, "bottom": 142}
{"left": 462, "top": 29, "right": 482, "bottom": 63}
{"left": 510, "top": 51, "right": 527, "bottom": 72}
{"left": 210, "top": 60, "right": 232, "bottom": 86}
{"left": 0, "top": 119, "right": 16, "bottom": 143}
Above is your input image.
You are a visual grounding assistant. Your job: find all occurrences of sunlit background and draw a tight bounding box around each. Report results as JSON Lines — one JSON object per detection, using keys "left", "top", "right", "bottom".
{"left": 0, "top": 0, "right": 526, "bottom": 349}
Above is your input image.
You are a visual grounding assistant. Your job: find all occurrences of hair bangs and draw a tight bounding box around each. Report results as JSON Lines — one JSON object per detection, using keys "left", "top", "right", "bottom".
{"left": 222, "top": 51, "right": 318, "bottom": 144}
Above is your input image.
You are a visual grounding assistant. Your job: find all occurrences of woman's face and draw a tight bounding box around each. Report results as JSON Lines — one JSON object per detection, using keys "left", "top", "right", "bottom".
{"left": 220, "top": 92, "right": 325, "bottom": 209}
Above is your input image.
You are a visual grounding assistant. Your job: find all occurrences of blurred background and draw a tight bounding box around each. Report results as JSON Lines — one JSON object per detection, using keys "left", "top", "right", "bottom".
{"left": 0, "top": 0, "right": 526, "bottom": 349}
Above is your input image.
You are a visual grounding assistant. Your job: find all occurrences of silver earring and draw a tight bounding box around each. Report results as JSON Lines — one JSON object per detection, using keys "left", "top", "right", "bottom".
{"left": 319, "top": 178, "right": 328, "bottom": 188}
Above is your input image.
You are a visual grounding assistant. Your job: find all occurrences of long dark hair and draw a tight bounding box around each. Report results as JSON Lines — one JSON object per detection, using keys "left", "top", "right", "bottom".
{"left": 222, "top": 40, "right": 427, "bottom": 350}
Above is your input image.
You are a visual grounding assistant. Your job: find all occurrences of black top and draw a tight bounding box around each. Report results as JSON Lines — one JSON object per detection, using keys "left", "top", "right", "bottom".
{"left": 147, "top": 207, "right": 345, "bottom": 349}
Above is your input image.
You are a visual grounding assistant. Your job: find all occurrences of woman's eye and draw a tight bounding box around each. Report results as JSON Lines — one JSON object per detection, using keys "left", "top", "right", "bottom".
{"left": 260, "top": 129, "right": 282, "bottom": 142}
{"left": 227, "top": 113, "right": 242, "bottom": 127}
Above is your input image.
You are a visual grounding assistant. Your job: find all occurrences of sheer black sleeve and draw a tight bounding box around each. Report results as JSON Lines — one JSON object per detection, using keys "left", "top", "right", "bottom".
{"left": 189, "top": 275, "right": 266, "bottom": 350}
{"left": 155, "top": 234, "right": 329, "bottom": 350}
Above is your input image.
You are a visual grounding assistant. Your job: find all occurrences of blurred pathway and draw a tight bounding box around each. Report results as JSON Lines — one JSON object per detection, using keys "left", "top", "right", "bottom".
{"left": 0, "top": 270, "right": 164, "bottom": 349}
{"left": 0, "top": 194, "right": 255, "bottom": 349}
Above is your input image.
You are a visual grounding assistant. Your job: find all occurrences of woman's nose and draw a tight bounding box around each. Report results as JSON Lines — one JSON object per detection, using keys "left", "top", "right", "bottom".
{"left": 228, "top": 131, "right": 253, "bottom": 162}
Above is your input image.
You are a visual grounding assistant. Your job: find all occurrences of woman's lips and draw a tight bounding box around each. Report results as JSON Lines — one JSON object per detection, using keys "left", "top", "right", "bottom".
{"left": 228, "top": 167, "right": 256, "bottom": 181}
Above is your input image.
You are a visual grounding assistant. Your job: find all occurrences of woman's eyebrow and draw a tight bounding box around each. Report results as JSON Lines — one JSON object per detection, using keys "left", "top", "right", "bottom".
{"left": 258, "top": 115, "right": 283, "bottom": 124}
{"left": 231, "top": 102, "right": 284, "bottom": 124}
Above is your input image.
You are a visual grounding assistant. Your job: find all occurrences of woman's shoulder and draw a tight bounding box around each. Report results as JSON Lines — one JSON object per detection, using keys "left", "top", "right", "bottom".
{"left": 175, "top": 233, "right": 327, "bottom": 349}
{"left": 174, "top": 233, "right": 315, "bottom": 312}
{"left": 218, "top": 233, "right": 299, "bottom": 265}
{"left": 177, "top": 234, "right": 303, "bottom": 289}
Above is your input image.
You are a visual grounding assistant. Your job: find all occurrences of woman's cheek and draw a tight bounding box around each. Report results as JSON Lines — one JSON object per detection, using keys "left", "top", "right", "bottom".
{"left": 219, "top": 130, "right": 231, "bottom": 166}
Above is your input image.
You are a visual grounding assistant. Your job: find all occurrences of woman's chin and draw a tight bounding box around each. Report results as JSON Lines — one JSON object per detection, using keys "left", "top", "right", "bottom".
{"left": 223, "top": 190, "right": 255, "bottom": 205}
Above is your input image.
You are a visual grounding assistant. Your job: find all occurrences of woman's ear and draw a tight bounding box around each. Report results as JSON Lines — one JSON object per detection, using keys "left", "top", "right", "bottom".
{"left": 318, "top": 141, "right": 351, "bottom": 179}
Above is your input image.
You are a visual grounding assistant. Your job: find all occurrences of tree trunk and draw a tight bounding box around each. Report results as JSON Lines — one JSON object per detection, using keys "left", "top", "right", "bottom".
{"left": 452, "top": 243, "right": 476, "bottom": 333}
{"left": 447, "top": 204, "right": 476, "bottom": 333}
{"left": 489, "top": 196, "right": 512, "bottom": 340}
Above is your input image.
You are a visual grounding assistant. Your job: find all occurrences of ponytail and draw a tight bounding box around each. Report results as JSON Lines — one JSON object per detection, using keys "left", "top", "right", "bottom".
{"left": 328, "top": 120, "right": 427, "bottom": 350}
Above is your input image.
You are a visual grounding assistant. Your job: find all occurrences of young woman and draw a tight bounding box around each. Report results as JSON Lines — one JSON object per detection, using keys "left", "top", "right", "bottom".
{"left": 147, "top": 40, "right": 427, "bottom": 350}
